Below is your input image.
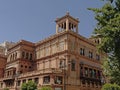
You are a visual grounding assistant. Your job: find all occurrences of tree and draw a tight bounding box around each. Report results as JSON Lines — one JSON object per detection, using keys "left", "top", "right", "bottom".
{"left": 89, "top": 0, "right": 120, "bottom": 85}
{"left": 21, "top": 80, "right": 37, "bottom": 90}
{"left": 40, "top": 86, "right": 52, "bottom": 90}
{"left": 102, "top": 83, "right": 120, "bottom": 90}
{"left": 4, "top": 88, "right": 9, "bottom": 90}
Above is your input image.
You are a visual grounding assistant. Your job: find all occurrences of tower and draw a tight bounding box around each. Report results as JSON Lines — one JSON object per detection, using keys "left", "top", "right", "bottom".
{"left": 55, "top": 12, "right": 79, "bottom": 34}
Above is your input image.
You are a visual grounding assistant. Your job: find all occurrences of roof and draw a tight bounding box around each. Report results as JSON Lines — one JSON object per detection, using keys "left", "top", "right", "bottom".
{"left": 55, "top": 12, "right": 79, "bottom": 23}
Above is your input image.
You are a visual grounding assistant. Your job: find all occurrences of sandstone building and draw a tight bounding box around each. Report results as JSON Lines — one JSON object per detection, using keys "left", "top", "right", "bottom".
{"left": 0, "top": 13, "right": 104, "bottom": 90}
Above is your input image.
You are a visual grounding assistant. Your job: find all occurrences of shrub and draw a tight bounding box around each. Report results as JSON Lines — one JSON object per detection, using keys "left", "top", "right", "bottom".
{"left": 21, "top": 80, "right": 37, "bottom": 90}
{"left": 102, "top": 83, "right": 120, "bottom": 90}
{"left": 4, "top": 88, "right": 9, "bottom": 90}
{"left": 40, "top": 86, "right": 52, "bottom": 90}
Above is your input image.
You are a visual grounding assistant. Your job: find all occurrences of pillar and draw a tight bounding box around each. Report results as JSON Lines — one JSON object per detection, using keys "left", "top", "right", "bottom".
{"left": 56, "top": 24, "right": 59, "bottom": 34}
{"left": 76, "top": 24, "right": 78, "bottom": 33}
{"left": 66, "top": 19, "right": 69, "bottom": 31}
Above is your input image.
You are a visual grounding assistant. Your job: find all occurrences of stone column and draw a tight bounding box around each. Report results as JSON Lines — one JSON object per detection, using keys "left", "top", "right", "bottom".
{"left": 56, "top": 24, "right": 59, "bottom": 34}
{"left": 76, "top": 24, "right": 78, "bottom": 33}
{"left": 66, "top": 19, "right": 69, "bottom": 31}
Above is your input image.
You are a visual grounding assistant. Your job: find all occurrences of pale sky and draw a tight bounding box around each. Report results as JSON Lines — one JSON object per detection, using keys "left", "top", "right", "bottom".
{"left": 0, "top": 0, "right": 105, "bottom": 43}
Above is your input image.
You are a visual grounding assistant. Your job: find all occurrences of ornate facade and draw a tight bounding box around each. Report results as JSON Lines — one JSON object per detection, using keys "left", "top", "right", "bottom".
{"left": 0, "top": 13, "right": 104, "bottom": 90}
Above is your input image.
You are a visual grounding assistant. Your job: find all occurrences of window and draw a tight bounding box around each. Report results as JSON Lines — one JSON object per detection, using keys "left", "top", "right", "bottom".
{"left": 28, "top": 79, "right": 32, "bottom": 81}
{"left": 69, "top": 22, "right": 71, "bottom": 30}
{"left": 64, "top": 22, "right": 66, "bottom": 29}
{"left": 54, "top": 76, "right": 63, "bottom": 84}
{"left": 13, "top": 54, "right": 15, "bottom": 60}
{"left": 92, "top": 69, "right": 96, "bottom": 78}
{"left": 80, "top": 48, "right": 85, "bottom": 56}
{"left": 13, "top": 70, "right": 16, "bottom": 75}
{"left": 20, "top": 71, "right": 23, "bottom": 74}
{"left": 89, "top": 69, "right": 92, "bottom": 77}
{"left": 59, "top": 60, "right": 64, "bottom": 68}
{"left": 71, "top": 60, "right": 76, "bottom": 71}
{"left": 97, "top": 71, "right": 101, "bottom": 79}
{"left": 96, "top": 54, "right": 100, "bottom": 60}
{"left": 23, "top": 80, "right": 26, "bottom": 83}
{"left": 80, "top": 67, "right": 83, "bottom": 77}
{"left": 30, "top": 53, "right": 33, "bottom": 60}
{"left": 29, "top": 66, "right": 31, "bottom": 69}
{"left": 15, "top": 53, "right": 17, "bottom": 60}
{"left": 82, "top": 80, "right": 86, "bottom": 85}
{"left": 89, "top": 51, "right": 93, "bottom": 59}
{"left": 26, "top": 53, "right": 29, "bottom": 59}
{"left": 17, "top": 80, "right": 21, "bottom": 86}
{"left": 43, "top": 76, "right": 50, "bottom": 84}
{"left": 25, "top": 66, "right": 27, "bottom": 68}
{"left": 22, "top": 52, "right": 25, "bottom": 58}
{"left": 10, "top": 55, "right": 12, "bottom": 61}
{"left": 34, "top": 78, "right": 39, "bottom": 84}
{"left": 21, "top": 65, "right": 23, "bottom": 67}
{"left": 85, "top": 67, "right": 88, "bottom": 77}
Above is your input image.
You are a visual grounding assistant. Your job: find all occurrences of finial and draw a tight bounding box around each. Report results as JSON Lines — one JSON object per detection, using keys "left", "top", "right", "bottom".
{"left": 76, "top": 18, "right": 79, "bottom": 21}
{"left": 66, "top": 11, "right": 70, "bottom": 15}
{"left": 56, "top": 17, "right": 59, "bottom": 21}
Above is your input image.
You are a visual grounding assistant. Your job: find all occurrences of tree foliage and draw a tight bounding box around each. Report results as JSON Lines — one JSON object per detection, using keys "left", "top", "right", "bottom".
{"left": 102, "top": 83, "right": 120, "bottom": 90}
{"left": 89, "top": 0, "right": 120, "bottom": 85}
{"left": 4, "top": 88, "right": 9, "bottom": 90}
{"left": 40, "top": 86, "right": 52, "bottom": 90}
{"left": 21, "top": 80, "right": 37, "bottom": 90}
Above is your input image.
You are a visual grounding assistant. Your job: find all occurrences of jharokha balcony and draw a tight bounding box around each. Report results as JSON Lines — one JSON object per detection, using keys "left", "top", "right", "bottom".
{"left": 3, "top": 75, "right": 16, "bottom": 81}
{"left": 19, "top": 68, "right": 62, "bottom": 78}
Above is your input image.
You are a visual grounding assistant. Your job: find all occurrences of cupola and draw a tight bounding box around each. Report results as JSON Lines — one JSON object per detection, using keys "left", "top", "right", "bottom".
{"left": 55, "top": 12, "right": 79, "bottom": 34}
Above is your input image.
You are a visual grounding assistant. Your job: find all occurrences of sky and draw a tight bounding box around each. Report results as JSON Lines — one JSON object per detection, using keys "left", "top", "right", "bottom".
{"left": 0, "top": 0, "right": 105, "bottom": 43}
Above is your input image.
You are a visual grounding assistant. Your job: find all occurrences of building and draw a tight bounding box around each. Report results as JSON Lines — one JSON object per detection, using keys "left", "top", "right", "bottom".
{"left": 0, "top": 54, "right": 6, "bottom": 78}
{"left": 0, "top": 41, "right": 15, "bottom": 55}
{"left": 0, "top": 41, "right": 15, "bottom": 79}
{"left": 0, "top": 13, "right": 104, "bottom": 90}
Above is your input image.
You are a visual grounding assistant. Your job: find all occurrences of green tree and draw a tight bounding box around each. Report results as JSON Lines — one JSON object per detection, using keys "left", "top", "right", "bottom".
{"left": 21, "top": 80, "right": 37, "bottom": 90}
{"left": 4, "top": 88, "right": 9, "bottom": 90}
{"left": 102, "top": 83, "right": 120, "bottom": 90}
{"left": 40, "top": 86, "right": 52, "bottom": 90}
{"left": 89, "top": 0, "right": 120, "bottom": 85}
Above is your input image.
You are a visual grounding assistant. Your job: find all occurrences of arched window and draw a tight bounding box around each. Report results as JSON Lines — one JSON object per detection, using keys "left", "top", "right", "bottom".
{"left": 30, "top": 53, "right": 32, "bottom": 60}
{"left": 80, "top": 67, "right": 83, "bottom": 77}
{"left": 89, "top": 69, "right": 92, "bottom": 77}
{"left": 13, "top": 54, "right": 15, "bottom": 60}
{"left": 22, "top": 52, "right": 25, "bottom": 58}
{"left": 59, "top": 60, "right": 64, "bottom": 68}
{"left": 97, "top": 39, "right": 100, "bottom": 44}
{"left": 15, "top": 52, "right": 17, "bottom": 60}
{"left": 85, "top": 67, "right": 88, "bottom": 77}
{"left": 64, "top": 22, "right": 66, "bottom": 29}
{"left": 26, "top": 52, "right": 29, "bottom": 59}
{"left": 69, "top": 23, "right": 71, "bottom": 30}
{"left": 10, "top": 55, "right": 12, "bottom": 61}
